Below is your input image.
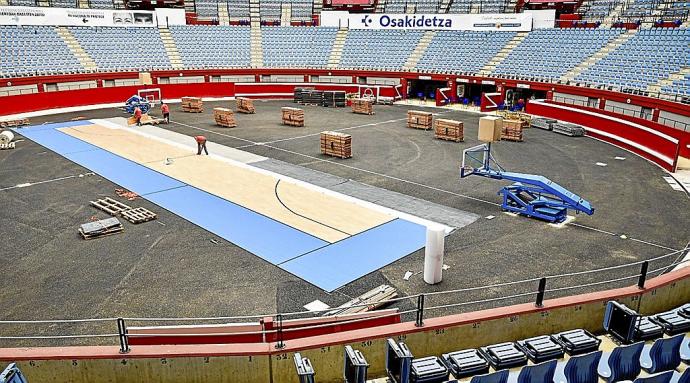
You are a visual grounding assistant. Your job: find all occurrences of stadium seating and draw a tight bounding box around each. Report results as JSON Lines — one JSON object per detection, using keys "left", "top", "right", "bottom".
{"left": 88, "top": 0, "right": 115, "bottom": 8}
{"left": 416, "top": 31, "right": 516, "bottom": 74}
{"left": 195, "top": 0, "right": 220, "bottom": 18}
{"left": 339, "top": 29, "right": 424, "bottom": 70}
{"left": 575, "top": 28, "right": 690, "bottom": 92}
{"left": 169, "top": 25, "right": 252, "bottom": 68}
{"left": 69, "top": 27, "right": 171, "bottom": 71}
{"left": 493, "top": 28, "right": 623, "bottom": 82}
{"left": 0, "top": 26, "right": 83, "bottom": 77}
{"left": 226, "top": 0, "right": 251, "bottom": 19}
{"left": 261, "top": 27, "right": 337, "bottom": 68}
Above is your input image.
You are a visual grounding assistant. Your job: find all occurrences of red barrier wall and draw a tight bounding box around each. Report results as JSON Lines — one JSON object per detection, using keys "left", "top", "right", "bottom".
{"left": 527, "top": 100, "right": 687, "bottom": 171}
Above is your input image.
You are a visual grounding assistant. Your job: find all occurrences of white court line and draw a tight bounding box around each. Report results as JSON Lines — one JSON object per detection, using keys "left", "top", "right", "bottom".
{"left": 0, "top": 173, "right": 94, "bottom": 192}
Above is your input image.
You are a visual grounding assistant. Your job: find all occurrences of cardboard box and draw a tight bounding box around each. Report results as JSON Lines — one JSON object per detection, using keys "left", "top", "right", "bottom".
{"left": 478, "top": 116, "right": 503, "bottom": 142}
{"left": 139, "top": 72, "right": 152, "bottom": 85}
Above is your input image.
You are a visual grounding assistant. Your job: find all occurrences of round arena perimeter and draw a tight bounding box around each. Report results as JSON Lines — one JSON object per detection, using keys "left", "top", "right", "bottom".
{"left": 1, "top": 96, "right": 689, "bottom": 345}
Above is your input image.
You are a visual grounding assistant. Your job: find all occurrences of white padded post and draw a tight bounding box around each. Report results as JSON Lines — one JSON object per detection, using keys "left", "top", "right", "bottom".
{"left": 423, "top": 224, "right": 445, "bottom": 285}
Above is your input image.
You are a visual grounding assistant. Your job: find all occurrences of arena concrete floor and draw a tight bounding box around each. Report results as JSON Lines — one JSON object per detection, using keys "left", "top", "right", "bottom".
{"left": 1, "top": 100, "right": 688, "bottom": 345}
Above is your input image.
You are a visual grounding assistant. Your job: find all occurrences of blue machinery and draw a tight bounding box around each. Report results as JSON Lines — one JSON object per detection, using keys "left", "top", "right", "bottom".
{"left": 460, "top": 143, "right": 595, "bottom": 223}
{"left": 124, "top": 95, "right": 151, "bottom": 114}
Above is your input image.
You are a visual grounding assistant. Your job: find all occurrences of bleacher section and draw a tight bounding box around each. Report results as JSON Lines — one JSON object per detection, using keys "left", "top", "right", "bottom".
{"left": 258, "top": 0, "right": 312, "bottom": 22}
{"left": 226, "top": 0, "right": 251, "bottom": 19}
{"left": 0, "top": 26, "right": 83, "bottom": 77}
{"left": 339, "top": 30, "right": 424, "bottom": 70}
{"left": 169, "top": 25, "right": 251, "bottom": 68}
{"left": 415, "top": 31, "right": 516, "bottom": 74}
{"left": 261, "top": 27, "right": 336, "bottom": 67}
{"left": 580, "top": 0, "right": 625, "bottom": 20}
{"left": 664, "top": 74, "right": 690, "bottom": 96}
{"left": 88, "top": 0, "right": 114, "bottom": 8}
{"left": 68, "top": 27, "right": 170, "bottom": 71}
{"left": 575, "top": 28, "right": 690, "bottom": 91}
{"left": 493, "top": 28, "right": 623, "bottom": 82}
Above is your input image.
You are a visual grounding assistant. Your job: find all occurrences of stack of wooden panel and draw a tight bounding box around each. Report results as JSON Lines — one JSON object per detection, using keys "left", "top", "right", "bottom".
{"left": 351, "top": 98, "right": 374, "bottom": 115}
{"left": 323, "top": 91, "right": 346, "bottom": 107}
{"left": 281, "top": 107, "right": 304, "bottom": 127}
{"left": 294, "top": 87, "right": 314, "bottom": 104}
{"left": 407, "top": 110, "right": 433, "bottom": 130}
{"left": 0, "top": 117, "right": 29, "bottom": 128}
{"left": 236, "top": 97, "right": 256, "bottom": 114}
{"left": 501, "top": 119, "right": 524, "bottom": 142}
{"left": 181, "top": 97, "right": 203, "bottom": 113}
{"left": 434, "top": 119, "right": 464, "bottom": 142}
{"left": 320, "top": 131, "right": 352, "bottom": 159}
{"left": 304, "top": 90, "right": 324, "bottom": 105}
{"left": 214, "top": 108, "right": 237, "bottom": 128}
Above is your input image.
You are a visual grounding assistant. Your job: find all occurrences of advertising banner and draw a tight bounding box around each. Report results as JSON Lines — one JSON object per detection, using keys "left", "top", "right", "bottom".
{"left": 321, "top": 11, "right": 533, "bottom": 31}
{"left": 0, "top": 6, "right": 157, "bottom": 27}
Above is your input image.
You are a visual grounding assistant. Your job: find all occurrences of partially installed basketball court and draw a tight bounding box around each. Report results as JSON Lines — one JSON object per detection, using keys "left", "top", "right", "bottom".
{"left": 14, "top": 118, "right": 454, "bottom": 292}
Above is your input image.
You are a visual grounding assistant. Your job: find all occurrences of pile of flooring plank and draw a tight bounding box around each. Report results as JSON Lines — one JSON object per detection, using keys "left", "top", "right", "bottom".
{"left": 501, "top": 119, "right": 524, "bottom": 142}
{"left": 351, "top": 98, "right": 374, "bottom": 115}
{"left": 434, "top": 118, "right": 464, "bottom": 142}
{"left": 0, "top": 117, "right": 29, "bottom": 128}
{"left": 531, "top": 118, "right": 556, "bottom": 131}
{"left": 322, "top": 91, "right": 346, "bottom": 107}
{"left": 320, "top": 131, "right": 352, "bottom": 159}
{"left": 552, "top": 122, "right": 586, "bottom": 137}
{"left": 214, "top": 107, "right": 237, "bottom": 128}
{"left": 303, "top": 90, "right": 324, "bottom": 105}
{"left": 181, "top": 97, "right": 203, "bottom": 113}
{"left": 293, "top": 87, "right": 314, "bottom": 104}
{"left": 79, "top": 217, "right": 123, "bottom": 240}
{"left": 407, "top": 110, "right": 433, "bottom": 130}
{"left": 236, "top": 97, "right": 256, "bottom": 114}
{"left": 281, "top": 107, "right": 305, "bottom": 127}
{"left": 323, "top": 285, "right": 398, "bottom": 316}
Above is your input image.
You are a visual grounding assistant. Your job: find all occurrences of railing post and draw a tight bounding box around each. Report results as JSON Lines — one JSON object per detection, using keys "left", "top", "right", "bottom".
{"left": 117, "top": 318, "right": 130, "bottom": 354}
{"left": 275, "top": 314, "right": 285, "bottom": 349}
{"left": 638, "top": 261, "right": 649, "bottom": 289}
{"left": 415, "top": 294, "right": 425, "bottom": 327}
{"left": 535, "top": 277, "right": 546, "bottom": 307}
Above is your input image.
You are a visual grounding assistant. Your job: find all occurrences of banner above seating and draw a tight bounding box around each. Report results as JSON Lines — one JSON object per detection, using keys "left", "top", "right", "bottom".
{"left": 321, "top": 11, "right": 533, "bottom": 31}
{"left": 0, "top": 6, "right": 157, "bottom": 27}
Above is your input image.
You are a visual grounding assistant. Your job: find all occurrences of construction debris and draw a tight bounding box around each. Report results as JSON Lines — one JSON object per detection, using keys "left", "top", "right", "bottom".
{"left": 501, "top": 119, "right": 524, "bottom": 142}
{"left": 214, "top": 108, "right": 237, "bottom": 128}
{"left": 115, "top": 188, "right": 139, "bottom": 201}
{"left": 351, "top": 98, "right": 374, "bottom": 115}
{"left": 434, "top": 119, "right": 464, "bottom": 142}
{"left": 90, "top": 197, "right": 132, "bottom": 216}
{"left": 121, "top": 207, "right": 157, "bottom": 224}
{"left": 320, "top": 131, "right": 352, "bottom": 159}
{"left": 0, "top": 118, "right": 29, "bottom": 129}
{"left": 323, "top": 285, "right": 398, "bottom": 316}
{"left": 407, "top": 110, "right": 433, "bottom": 130}
{"left": 181, "top": 97, "right": 204, "bottom": 113}
{"left": 79, "top": 217, "right": 124, "bottom": 240}
{"left": 281, "top": 107, "right": 305, "bottom": 127}
{"left": 236, "top": 97, "right": 256, "bottom": 114}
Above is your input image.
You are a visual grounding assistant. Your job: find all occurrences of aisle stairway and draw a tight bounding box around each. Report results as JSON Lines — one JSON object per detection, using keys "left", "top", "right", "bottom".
{"left": 250, "top": 26, "right": 263, "bottom": 67}
{"left": 326, "top": 28, "right": 348, "bottom": 69}
{"left": 560, "top": 29, "right": 637, "bottom": 83}
{"left": 478, "top": 32, "right": 528, "bottom": 76}
{"left": 159, "top": 28, "right": 185, "bottom": 69}
{"left": 218, "top": 2, "right": 230, "bottom": 25}
{"left": 55, "top": 26, "right": 97, "bottom": 72}
{"left": 281, "top": 3, "right": 291, "bottom": 25}
{"left": 404, "top": 31, "right": 437, "bottom": 71}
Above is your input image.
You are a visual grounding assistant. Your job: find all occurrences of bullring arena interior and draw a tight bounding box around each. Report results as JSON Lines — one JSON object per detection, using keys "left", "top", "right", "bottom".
{"left": 0, "top": 0, "right": 690, "bottom": 381}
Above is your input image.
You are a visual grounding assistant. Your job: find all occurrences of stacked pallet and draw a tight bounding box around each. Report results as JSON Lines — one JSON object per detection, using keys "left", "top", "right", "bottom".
{"left": 79, "top": 217, "right": 124, "bottom": 240}
{"left": 501, "top": 119, "right": 524, "bottom": 142}
{"left": 531, "top": 118, "right": 556, "bottom": 131}
{"left": 552, "top": 122, "right": 585, "bottom": 137}
{"left": 322, "top": 91, "right": 346, "bottom": 107}
{"left": 0, "top": 117, "right": 29, "bottom": 128}
{"left": 214, "top": 108, "right": 237, "bottom": 128}
{"left": 351, "top": 98, "right": 374, "bottom": 115}
{"left": 294, "top": 87, "right": 314, "bottom": 104}
{"left": 281, "top": 107, "right": 305, "bottom": 127}
{"left": 236, "top": 97, "right": 256, "bottom": 114}
{"left": 320, "top": 131, "right": 352, "bottom": 159}
{"left": 304, "top": 90, "right": 324, "bottom": 105}
{"left": 181, "top": 97, "right": 203, "bottom": 113}
{"left": 434, "top": 119, "right": 464, "bottom": 142}
{"left": 407, "top": 110, "right": 433, "bottom": 130}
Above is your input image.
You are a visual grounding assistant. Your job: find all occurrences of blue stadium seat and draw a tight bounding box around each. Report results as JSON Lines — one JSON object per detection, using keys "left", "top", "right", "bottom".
{"left": 554, "top": 351, "right": 603, "bottom": 383}
{"left": 598, "top": 342, "right": 645, "bottom": 383}
{"left": 639, "top": 334, "right": 684, "bottom": 374}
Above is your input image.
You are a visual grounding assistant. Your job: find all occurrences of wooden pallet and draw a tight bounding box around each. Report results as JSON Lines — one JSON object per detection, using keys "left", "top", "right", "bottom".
{"left": 214, "top": 107, "right": 237, "bottom": 128}
{"left": 501, "top": 121, "right": 524, "bottom": 142}
{"left": 351, "top": 98, "right": 374, "bottom": 115}
{"left": 434, "top": 118, "right": 464, "bottom": 142}
{"left": 0, "top": 118, "right": 29, "bottom": 129}
{"left": 320, "top": 131, "right": 352, "bottom": 159}
{"left": 90, "top": 197, "right": 132, "bottom": 216}
{"left": 181, "top": 97, "right": 204, "bottom": 113}
{"left": 121, "top": 207, "right": 157, "bottom": 224}
{"left": 79, "top": 217, "right": 124, "bottom": 240}
{"left": 407, "top": 110, "right": 433, "bottom": 130}
{"left": 236, "top": 97, "right": 256, "bottom": 114}
{"left": 281, "top": 107, "right": 304, "bottom": 127}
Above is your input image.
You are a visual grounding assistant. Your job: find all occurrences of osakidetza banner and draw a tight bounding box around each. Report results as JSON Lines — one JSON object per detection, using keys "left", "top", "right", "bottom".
{"left": 320, "top": 11, "right": 533, "bottom": 31}
{"left": 0, "top": 6, "right": 157, "bottom": 27}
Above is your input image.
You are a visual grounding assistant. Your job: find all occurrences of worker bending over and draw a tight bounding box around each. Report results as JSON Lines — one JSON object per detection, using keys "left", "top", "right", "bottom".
{"left": 195, "top": 135, "right": 208, "bottom": 155}
{"left": 134, "top": 107, "right": 143, "bottom": 126}
{"left": 161, "top": 103, "right": 170, "bottom": 124}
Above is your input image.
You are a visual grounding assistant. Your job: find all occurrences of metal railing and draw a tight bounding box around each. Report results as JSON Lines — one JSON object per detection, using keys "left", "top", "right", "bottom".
{"left": 0, "top": 245, "right": 687, "bottom": 352}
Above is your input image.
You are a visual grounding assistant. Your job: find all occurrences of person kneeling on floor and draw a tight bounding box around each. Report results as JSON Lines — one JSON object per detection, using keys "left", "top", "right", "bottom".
{"left": 195, "top": 135, "right": 208, "bottom": 155}
{"left": 161, "top": 103, "right": 170, "bottom": 124}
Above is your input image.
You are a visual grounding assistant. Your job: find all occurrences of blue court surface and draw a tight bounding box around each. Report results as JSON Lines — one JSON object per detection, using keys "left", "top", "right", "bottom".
{"left": 16, "top": 122, "right": 429, "bottom": 291}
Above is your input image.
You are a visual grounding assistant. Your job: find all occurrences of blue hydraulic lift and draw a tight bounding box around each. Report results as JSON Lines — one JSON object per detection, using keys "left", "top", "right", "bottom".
{"left": 460, "top": 143, "right": 595, "bottom": 223}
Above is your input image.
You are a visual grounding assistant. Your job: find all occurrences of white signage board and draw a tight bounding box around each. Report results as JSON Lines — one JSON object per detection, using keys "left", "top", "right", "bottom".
{"left": 0, "top": 6, "right": 157, "bottom": 27}
{"left": 321, "top": 11, "right": 533, "bottom": 31}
